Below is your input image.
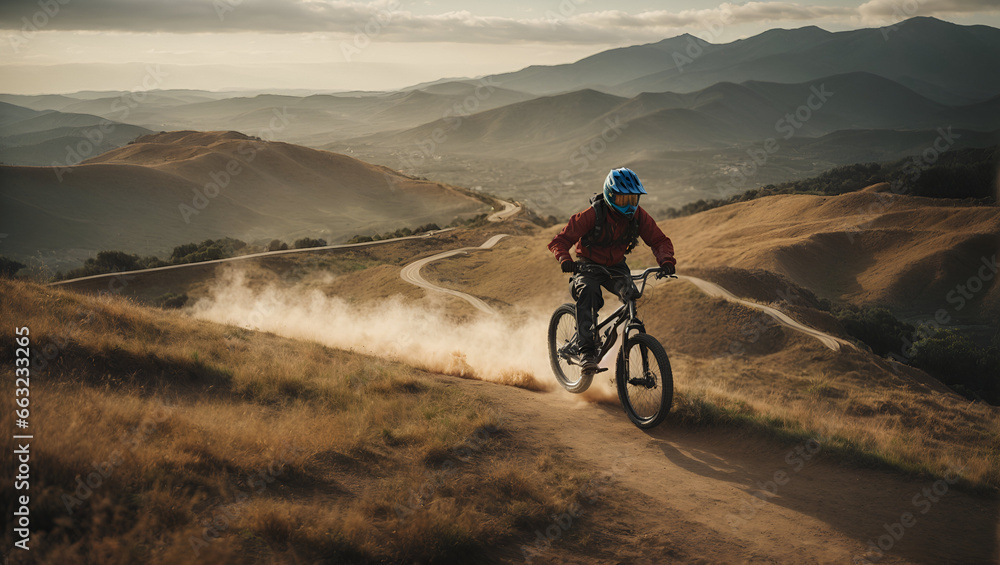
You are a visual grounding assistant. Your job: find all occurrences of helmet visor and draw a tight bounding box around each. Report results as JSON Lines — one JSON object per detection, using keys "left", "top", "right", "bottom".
{"left": 613, "top": 193, "right": 639, "bottom": 208}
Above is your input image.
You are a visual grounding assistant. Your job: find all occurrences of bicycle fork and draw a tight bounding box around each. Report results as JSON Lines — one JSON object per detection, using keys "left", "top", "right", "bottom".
{"left": 619, "top": 323, "right": 657, "bottom": 389}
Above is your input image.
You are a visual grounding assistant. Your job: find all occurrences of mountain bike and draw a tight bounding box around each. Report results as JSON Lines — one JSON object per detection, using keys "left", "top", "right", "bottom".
{"left": 547, "top": 264, "right": 675, "bottom": 429}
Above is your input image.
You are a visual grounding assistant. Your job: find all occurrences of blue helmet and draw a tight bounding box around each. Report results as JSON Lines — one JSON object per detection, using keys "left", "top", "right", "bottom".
{"left": 603, "top": 167, "right": 646, "bottom": 216}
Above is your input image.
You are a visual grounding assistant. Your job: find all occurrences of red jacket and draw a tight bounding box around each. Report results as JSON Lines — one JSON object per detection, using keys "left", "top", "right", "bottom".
{"left": 548, "top": 206, "right": 675, "bottom": 267}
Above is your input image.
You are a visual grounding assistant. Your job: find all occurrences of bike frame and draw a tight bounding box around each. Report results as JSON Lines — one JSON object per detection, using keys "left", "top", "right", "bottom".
{"left": 580, "top": 265, "right": 665, "bottom": 364}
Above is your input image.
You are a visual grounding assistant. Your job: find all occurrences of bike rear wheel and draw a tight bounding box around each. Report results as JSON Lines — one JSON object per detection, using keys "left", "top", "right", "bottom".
{"left": 547, "top": 303, "right": 593, "bottom": 393}
{"left": 616, "top": 333, "right": 672, "bottom": 429}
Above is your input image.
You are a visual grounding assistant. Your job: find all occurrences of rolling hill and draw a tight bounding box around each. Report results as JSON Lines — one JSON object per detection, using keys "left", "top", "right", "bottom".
{"left": 0, "top": 130, "right": 489, "bottom": 272}
{"left": 0, "top": 102, "right": 153, "bottom": 166}
{"left": 660, "top": 188, "right": 1000, "bottom": 321}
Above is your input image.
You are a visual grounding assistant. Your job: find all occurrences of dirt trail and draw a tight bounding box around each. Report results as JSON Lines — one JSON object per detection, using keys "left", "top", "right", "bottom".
{"left": 399, "top": 234, "right": 508, "bottom": 315}
{"left": 453, "top": 375, "right": 998, "bottom": 564}
{"left": 488, "top": 200, "right": 521, "bottom": 222}
{"left": 396, "top": 234, "right": 996, "bottom": 563}
{"left": 673, "top": 275, "right": 854, "bottom": 352}
{"left": 62, "top": 224, "right": 994, "bottom": 562}
{"left": 398, "top": 234, "right": 853, "bottom": 352}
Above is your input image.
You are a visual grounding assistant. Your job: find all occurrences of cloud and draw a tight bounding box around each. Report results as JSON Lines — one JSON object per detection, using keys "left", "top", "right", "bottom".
{"left": 573, "top": 3, "right": 854, "bottom": 29}
{"left": 0, "top": 0, "right": 995, "bottom": 42}
{"left": 858, "top": 0, "right": 1000, "bottom": 22}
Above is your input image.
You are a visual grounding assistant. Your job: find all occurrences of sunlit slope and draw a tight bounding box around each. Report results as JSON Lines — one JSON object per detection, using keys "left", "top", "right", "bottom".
{"left": 660, "top": 188, "right": 1000, "bottom": 318}
{"left": 0, "top": 130, "right": 488, "bottom": 270}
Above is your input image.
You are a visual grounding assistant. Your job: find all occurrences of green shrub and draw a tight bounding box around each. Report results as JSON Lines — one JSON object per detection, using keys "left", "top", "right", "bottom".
{"left": 833, "top": 305, "right": 915, "bottom": 356}
{"left": 0, "top": 256, "right": 26, "bottom": 278}
{"left": 171, "top": 238, "right": 247, "bottom": 263}
{"left": 910, "top": 330, "right": 999, "bottom": 403}
{"left": 834, "top": 305, "right": 998, "bottom": 404}
{"left": 293, "top": 237, "right": 328, "bottom": 249}
{"left": 154, "top": 292, "right": 189, "bottom": 309}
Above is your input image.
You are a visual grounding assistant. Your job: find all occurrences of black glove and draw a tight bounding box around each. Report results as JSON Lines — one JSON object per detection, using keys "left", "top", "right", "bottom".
{"left": 561, "top": 260, "right": 577, "bottom": 273}
{"left": 656, "top": 263, "right": 675, "bottom": 278}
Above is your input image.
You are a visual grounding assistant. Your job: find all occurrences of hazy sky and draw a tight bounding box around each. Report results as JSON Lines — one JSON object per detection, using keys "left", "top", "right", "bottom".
{"left": 1, "top": 0, "right": 998, "bottom": 94}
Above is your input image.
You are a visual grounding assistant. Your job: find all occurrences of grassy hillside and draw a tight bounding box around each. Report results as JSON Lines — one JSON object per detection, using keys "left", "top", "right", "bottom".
{"left": 0, "top": 130, "right": 488, "bottom": 273}
{"left": 70, "top": 216, "right": 999, "bottom": 490}
{"left": 44, "top": 207, "right": 1000, "bottom": 492}
{"left": 0, "top": 278, "right": 593, "bottom": 563}
{"left": 407, "top": 228, "right": 1000, "bottom": 490}
{"left": 661, "top": 190, "right": 1000, "bottom": 317}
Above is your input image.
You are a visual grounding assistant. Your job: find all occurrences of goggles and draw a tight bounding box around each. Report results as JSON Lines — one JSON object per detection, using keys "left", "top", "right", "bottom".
{"left": 612, "top": 193, "right": 639, "bottom": 207}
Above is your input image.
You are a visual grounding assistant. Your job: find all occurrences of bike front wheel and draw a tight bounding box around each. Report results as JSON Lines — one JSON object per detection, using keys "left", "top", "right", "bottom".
{"left": 616, "top": 333, "right": 672, "bottom": 429}
{"left": 547, "top": 303, "right": 593, "bottom": 394}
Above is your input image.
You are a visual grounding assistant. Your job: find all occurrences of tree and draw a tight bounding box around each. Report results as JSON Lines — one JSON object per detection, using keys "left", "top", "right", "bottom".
{"left": 293, "top": 237, "right": 327, "bottom": 249}
{"left": 93, "top": 251, "right": 140, "bottom": 272}
{"left": 171, "top": 243, "right": 198, "bottom": 262}
{"left": 0, "top": 256, "right": 26, "bottom": 278}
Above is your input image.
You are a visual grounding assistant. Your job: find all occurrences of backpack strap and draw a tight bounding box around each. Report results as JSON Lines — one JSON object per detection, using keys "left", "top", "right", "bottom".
{"left": 581, "top": 194, "right": 605, "bottom": 250}
{"left": 581, "top": 194, "right": 640, "bottom": 254}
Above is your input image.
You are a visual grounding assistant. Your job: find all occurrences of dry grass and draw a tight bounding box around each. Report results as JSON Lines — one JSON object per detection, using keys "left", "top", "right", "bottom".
{"left": 298, "top": 227, "right": 1000, "bottom": 493}
{"left": 660, "top": 191, "right": 1000, "bottom": 318}
{"left": 666, "top": 350, "right": 1000, "bottom": 492}
{"left": 0, "top": 279, "right": 585, "bottom": 563}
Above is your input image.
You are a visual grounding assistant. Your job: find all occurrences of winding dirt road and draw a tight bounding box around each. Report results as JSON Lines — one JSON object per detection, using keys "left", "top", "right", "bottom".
{"left": 399, "top": 234, "right": 508, "bottom": 315}
{"left": 674, "top": 275, "right": 854, "bottom": 352}
{"left": 397, "top": 233, "right": 853, "bottom": 352}
{"left": 488, "top": 200, "right": 521, "bottom": 222}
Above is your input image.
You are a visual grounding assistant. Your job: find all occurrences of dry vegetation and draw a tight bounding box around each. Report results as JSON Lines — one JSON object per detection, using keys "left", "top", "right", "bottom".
{"left": 645, "top": 284, "right": 1000, "bottom": 492}
{"left": 414, "top": 233, "right": 1000, "bottom": 491}
{"left": 0, "top": 279, "right": 595, "bottom": 564}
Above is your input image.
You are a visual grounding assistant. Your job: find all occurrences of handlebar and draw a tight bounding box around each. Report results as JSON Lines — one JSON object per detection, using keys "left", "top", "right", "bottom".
{"left": 574, "top": 263, "right": 675, "bottom": 300}
{"left": 576, "top": 263, "right": 671, "bottom": 280}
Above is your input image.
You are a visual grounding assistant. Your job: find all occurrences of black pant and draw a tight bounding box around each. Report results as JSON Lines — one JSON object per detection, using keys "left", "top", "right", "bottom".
{"left": 570, "top": 260, "right": 633, "bottom": 354}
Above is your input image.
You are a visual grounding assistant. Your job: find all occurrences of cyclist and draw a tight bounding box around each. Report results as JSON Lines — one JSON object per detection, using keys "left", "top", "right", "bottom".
{"left": 548, "top": 167, "right": 676, "bottom": 374}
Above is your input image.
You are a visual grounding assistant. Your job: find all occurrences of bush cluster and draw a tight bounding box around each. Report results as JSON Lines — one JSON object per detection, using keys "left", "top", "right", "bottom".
{"left": 834, "top": 304, "right": 999, "bottom": 404}
{"left": 55, "top": 238, "right": 253, "bottom": 280}
{"left": 56, "top": 251, "right": 168, "bottom": 280}
{"left": 0, "top": 256, "right": 27, "bottom": 278}
{"left": 347, "top": 223, "right": 443, "bottom": 244}
{"left": 293, "top": 237, "right": 328, "bottom": 249}
{"left": 171, "top": 237, "right": 247, "bottom": 264}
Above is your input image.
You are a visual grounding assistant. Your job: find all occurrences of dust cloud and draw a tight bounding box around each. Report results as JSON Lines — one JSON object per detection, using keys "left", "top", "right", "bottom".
{"left": 188, "top": 268, "right": 616, "bottom": 394}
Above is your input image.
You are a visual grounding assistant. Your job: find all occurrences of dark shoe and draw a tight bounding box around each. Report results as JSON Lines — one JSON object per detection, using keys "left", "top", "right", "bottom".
{"left": 581, "top": 352, "right": 599, "bottom": 374}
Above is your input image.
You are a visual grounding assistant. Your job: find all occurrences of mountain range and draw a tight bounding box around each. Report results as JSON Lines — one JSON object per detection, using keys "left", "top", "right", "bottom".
{"left": 462, "top": 17, "right": 1000, "bottom": 104}
{"left": 346, "top": 72, "right": 999, "bottom": 161}
{"left": 1, "top": 16, "right": 998, "bottom": 264}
